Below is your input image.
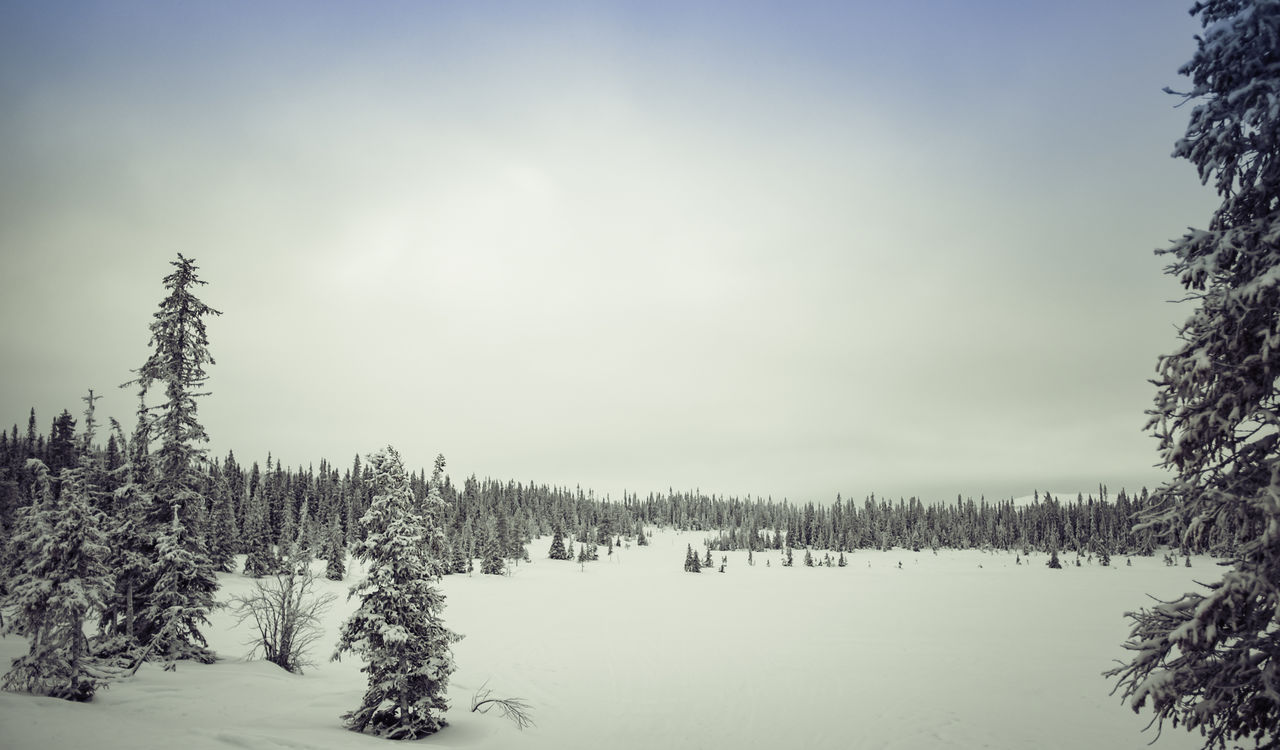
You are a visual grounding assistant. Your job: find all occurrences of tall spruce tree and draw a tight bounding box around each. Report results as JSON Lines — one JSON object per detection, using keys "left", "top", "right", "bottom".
{"left": 205, "top": 473, "right": 237, "bottom": 573}
{"left": 332, "top": 446, "right": 460, "bottom": 739}
{"left": 116, "top": 254, "right": 221, "bottom": 660}
{"left": 1108, "top": 4, "right": 1280, "bottom": 748}
{"left": 242, "top": 483, "right": 275, "bottom": 578}
{"left": 126, "top": 254, "right": 221, "bottom": 516}
{"left": 424, "top": 454, "right": 451, "bottom": 578}
{"left": 481, "top": 517, "right": 505, "bottom": 575}
{"left": 323, "top": 512, "right": 346, "bottom": 581}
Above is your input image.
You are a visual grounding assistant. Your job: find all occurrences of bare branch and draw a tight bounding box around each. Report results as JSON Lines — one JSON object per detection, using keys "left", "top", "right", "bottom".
{"left": 470, "top": 681, "right": 536, "bottom": 730}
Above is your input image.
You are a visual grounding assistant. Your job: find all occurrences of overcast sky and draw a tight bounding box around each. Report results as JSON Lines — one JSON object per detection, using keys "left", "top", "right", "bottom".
{"left": 0, "top": 1, "right": 1220, "bottom": 504}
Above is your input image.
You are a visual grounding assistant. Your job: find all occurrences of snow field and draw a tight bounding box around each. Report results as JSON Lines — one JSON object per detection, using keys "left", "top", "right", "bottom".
{"left": 0, "top": 530, "right": 1210, "bottom": 750}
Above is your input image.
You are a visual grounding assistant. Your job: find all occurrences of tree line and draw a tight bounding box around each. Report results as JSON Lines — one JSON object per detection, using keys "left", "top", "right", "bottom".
{"left": 3, "top": 409, "right": 1252, "bottom": 573}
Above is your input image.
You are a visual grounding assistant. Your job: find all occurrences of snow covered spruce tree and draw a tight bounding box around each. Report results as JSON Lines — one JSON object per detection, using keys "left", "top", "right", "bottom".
{"left": 117, "top": 253, "right": 222, "bottom": 663}
{"left": 332, "top": 446, "right": 461, "bottom": 739}
{"left": 1107, "top": 3, "right": 1280, "bottom": 748}
{"left": 1, "top": 408, "right": 114, "bottom": 700}
{"left": 548, "top": 524, "right": 570, "bottom": 560}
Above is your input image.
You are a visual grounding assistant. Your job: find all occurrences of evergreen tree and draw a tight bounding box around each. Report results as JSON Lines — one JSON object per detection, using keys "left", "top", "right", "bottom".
{"left": 98, "top": 412, "right": 154, "bottom": 644}
{"left": 125, "top": 254, "right": 221, "bottom": 522}
{"left": 205, "top": 475, "right": 237, "bottom": 573}
{"left": 480, "top": 517, "right": 505, "bottom": 575}
{"left": 277, "top": 499, "right": 298, "bottom": 573}
{"left": 332, "top": 446, "right": 460, "bottom": 739}
{"left": 423, "top": 454, "right": 451, "bottom": 577}
{"left": 46, "top": 410, "right": 77, "bottom": 476}
{"left": 294, "top": 497, "right": 313, "bottom": 570}
{"left": 145, "top": 505, "right": 219, "bottom": 664}
{"left": 684, "top": 544, "right": 701, "bottom": 573}
{"left": 120, "top": 254, "right": 222, "bottom": 657}
{"left": 1095, "top": 539, "right": 1112, "bottom": 568}
{"left": 1, "top": 449, "right": 113, "bottom": 700}
{"left": 24, "top": 408, "right": 37, "bottom": 459}
{"left": 324, "top": 513, "right": 345, "bottom": 581}
{"left": 1109, "top": 4, "right": 1280, "bottom": 747}
{"left": 449, "top": 530, "right": 470, "bottom": 575}
{"left": 548, "top": 525, "right": 569, "bottom": 560}
{"left": 242, "top": 483, "right": 275, "bottom": 578}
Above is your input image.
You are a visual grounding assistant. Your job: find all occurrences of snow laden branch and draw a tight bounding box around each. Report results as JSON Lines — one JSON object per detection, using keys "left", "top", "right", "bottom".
{"left": 1108, "top": 2, "right": 1280, "bottom": 748}
{"left": 470, "top": 681, "right": 536, "bottom": 730}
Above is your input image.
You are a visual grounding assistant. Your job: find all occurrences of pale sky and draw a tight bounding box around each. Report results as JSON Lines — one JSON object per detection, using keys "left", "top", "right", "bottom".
{"left": 0, "top": 1, "right": 1219, "bottom": 503}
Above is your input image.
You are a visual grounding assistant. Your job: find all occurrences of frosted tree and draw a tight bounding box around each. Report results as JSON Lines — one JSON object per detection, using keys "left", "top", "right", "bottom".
{"left": 480, "top": 517, "right": 505, "bottom": 575}
{"left": 684, "top": 544, "right": 701, "bottom": 573}
{"left": 332, "top": 446, "right": 461, "bottom": 739}
{"left": 423, "top": 454, "right": 451, "bottom": 578}
{"left": 1107, "top": 3, "right": 1280, "bottom": 748}
{"left": 145, "top": 505, "right": 219, "bottom": 663}
{"left": 205, "top": 475, "right": 237, "bottom": 573}
{"left": 449, "top": 530, "right": 471, "bottom": 575}
{"left": 125, "top": 254, "right": 221, "bottom": 518}
{"left": 2, "top": 435, "right": 113, "bottom": 699}
{"left": 120, "top": 253, "right": 222, "bottom": 658}
{"left": 323, "top": 513, "right": 346, "bottom": 581}
{"left": 98, "top": 414, "right": 154, "bottom": 643}
{"left": 242, "top": 483, "right": 275, "bottom": 578}
{"left": 548, "top": 525, "right": 570, "bottom": 560}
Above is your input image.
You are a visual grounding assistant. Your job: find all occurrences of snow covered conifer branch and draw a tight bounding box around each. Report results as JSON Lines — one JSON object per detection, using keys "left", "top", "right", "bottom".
{"left": 1107, "top": 3, "right": 1280, "bottom": 748}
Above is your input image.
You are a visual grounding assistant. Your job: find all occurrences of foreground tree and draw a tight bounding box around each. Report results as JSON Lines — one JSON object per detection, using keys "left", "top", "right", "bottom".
{"left": 2, "top": 447, "right": 113, "bottom": 698}
{"left": 332, "top": 446, "right": 461, "bottom": 739}
{"left": 1108, "top": 3, "right": 1280, "bottom": 748}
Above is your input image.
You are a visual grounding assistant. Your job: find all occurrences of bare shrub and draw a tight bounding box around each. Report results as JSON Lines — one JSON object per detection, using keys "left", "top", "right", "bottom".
{"left": 229, "top": 568, "right": 335, "bottom": 674}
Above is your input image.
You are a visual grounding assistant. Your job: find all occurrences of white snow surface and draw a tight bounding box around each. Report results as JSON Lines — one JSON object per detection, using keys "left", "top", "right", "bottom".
{"left": 0, "top": 531, "right": 1209, "bottom": 749}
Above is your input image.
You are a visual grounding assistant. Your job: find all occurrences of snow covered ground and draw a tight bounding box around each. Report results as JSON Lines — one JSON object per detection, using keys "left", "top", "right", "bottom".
{"left": 0, "top": 531, "right": 1210, "bottom": 749}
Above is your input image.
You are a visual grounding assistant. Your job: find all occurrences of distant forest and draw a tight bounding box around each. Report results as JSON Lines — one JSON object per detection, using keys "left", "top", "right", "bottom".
{"left": 0, "top": 405, "right": 1244, "bottom": 575}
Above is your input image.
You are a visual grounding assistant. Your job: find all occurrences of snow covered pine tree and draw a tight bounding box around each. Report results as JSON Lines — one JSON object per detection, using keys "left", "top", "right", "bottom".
{"left": 1107, "top": 3, "right": 1280, "bottom": 748}
{"left": 119, "top": 253, "right": 221, "bottom": 663}
{"left": 332, "top": 446, "right": 461, "bottom": 739}
{"left": 1, "top": 408, "right": 114, "bottom": 700}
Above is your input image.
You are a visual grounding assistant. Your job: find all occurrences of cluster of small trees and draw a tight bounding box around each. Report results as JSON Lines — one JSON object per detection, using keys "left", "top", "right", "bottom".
{"left": 1, "top": 255, "right": 224, "bottom": 704}
{"left": 0, "top": 256, "right": 461, "bottom": 739}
